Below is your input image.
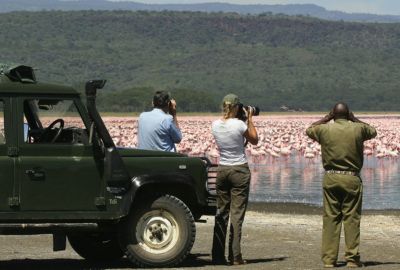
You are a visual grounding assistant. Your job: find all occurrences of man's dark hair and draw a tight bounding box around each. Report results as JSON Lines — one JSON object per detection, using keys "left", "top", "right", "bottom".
{"left": 333, "top": 102, "right": 349, "bottom": 120}
{"left": 153, "top": 91, "right": 171, "bottom": 108}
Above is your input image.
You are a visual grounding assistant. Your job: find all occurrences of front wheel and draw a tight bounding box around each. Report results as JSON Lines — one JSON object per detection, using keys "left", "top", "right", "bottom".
{"left": 119, "top": 195, "right": 196, "bottom": 267}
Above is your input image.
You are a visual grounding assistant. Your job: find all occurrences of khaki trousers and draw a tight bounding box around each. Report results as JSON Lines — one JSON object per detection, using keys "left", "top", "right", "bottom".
{"left": 322, "top": 173, "right": 363, "bottom": 265}
{"left": 212, "top": 164, "right": 251, "bottom": 261}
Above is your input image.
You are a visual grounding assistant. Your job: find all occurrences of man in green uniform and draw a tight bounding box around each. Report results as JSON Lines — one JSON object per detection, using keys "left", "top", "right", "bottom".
{"left": 306, "top": 103, "right": 377, "bottom": 268}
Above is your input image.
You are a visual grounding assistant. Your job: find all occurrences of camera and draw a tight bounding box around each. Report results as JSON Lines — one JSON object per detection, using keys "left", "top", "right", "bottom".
{"left": 236, "top": 103, "right": 260, "bottom": 121}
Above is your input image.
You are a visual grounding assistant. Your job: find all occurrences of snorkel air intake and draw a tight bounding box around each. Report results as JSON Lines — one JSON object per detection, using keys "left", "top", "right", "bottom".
{"left": 85, "top": 80, "right": 131, "bottom": 194}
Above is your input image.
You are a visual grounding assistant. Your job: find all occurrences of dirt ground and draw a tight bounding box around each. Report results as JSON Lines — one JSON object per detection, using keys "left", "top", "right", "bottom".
{"left": 0, "top": 204, "right": 399, "bottom": 270}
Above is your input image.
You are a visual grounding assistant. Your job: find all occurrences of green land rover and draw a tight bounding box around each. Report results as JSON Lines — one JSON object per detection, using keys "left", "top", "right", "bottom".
{"left": 0, "top": 65, "right": 216, "bottom": 267}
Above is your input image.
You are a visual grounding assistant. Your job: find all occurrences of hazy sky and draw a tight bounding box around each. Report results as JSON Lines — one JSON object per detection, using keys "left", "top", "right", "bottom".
{"left": 117, "top": 0, "right": 400, "bottom": 15}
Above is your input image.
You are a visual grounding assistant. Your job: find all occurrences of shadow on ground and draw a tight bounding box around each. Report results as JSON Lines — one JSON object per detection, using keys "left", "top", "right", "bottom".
{"left": 0, "top": 254, "right": 288, "bottom": 269}
{"left": 363, "top": 261, "right": 400, "bottom": 267}
{"left": 0, "top": 258, "right": 133, "bottom": 270}
{"left": 332, "top": 261, "right": 400, "bottom": 268}
{"left": 180, "top": 253, "right": 288, "bottom": 267}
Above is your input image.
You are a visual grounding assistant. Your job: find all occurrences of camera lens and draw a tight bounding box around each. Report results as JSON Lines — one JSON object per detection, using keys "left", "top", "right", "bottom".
{"left": 247, "top": 106, "right": 260, "bottom": 116}
{"left": 253, "top": 106, "right": 260, "bottom": 116}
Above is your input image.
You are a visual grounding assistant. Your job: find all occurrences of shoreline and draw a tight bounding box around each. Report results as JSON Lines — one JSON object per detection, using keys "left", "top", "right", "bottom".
{"left": 98, "top": 112, "right": 400, "bottom": 117}
{"left": 247, "top": 202, "right": 400, "bottom": 216}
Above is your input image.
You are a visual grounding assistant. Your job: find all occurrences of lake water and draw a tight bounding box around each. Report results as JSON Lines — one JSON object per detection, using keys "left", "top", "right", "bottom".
{"left": 247, "top": 155, "right": 400, "bottom": 210}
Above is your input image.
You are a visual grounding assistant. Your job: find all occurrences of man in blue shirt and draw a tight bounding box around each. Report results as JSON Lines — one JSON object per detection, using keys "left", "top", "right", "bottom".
{"left": 137, "top": 91, "right": 182, "bottom": 152}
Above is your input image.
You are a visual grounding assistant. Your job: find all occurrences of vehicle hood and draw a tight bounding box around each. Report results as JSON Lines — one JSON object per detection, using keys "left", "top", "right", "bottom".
{"left": 117, "top": 147, "right": 186, "bottom": 158}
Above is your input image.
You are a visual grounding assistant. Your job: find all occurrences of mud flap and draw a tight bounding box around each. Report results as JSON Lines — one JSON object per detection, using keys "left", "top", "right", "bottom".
{"left": 53, "top": 233, "right": 67, "bottom": 251}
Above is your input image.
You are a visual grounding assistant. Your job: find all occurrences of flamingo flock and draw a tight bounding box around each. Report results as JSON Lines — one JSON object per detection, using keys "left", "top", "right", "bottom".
{"left": 32, "top": 115, "right": 400, "bottom": 161}
{"left": 99, "top": 115, "right": 400, "bottom": 162}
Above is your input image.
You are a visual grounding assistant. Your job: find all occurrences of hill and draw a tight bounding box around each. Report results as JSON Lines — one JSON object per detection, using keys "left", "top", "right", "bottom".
{"left": 1, "top": 0, "right": 400, "bottom": 23}
{"left": 1, "top": 11, "right": 400, "bottom": 111}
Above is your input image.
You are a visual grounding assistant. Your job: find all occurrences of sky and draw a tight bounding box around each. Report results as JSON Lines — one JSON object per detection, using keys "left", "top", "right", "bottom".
{"left": 112, "top": 0, "right": 400, "bottom": 15}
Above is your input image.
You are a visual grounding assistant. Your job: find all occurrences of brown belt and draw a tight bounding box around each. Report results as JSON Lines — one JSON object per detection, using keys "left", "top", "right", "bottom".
{"left": 326, "top": 170, "right": 360, "bottom": 176}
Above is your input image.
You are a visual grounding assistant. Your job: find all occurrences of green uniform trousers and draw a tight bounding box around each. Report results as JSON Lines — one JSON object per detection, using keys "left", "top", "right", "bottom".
{"left": 212, "top": 164, "right": 251, "bottom": 261}
{"left": 322, "top": 173, "right": 363, "bottom": 265}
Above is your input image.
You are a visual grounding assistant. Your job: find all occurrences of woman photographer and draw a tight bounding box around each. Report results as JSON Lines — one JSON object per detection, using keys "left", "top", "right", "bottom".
{"left": 211, "top": 94, "right": 258, "bottom": 265}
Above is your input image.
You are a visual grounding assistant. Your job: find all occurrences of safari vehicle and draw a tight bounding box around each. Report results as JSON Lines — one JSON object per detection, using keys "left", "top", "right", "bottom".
{"left": 0, "top": 65, "right": 216, "bottom": 267}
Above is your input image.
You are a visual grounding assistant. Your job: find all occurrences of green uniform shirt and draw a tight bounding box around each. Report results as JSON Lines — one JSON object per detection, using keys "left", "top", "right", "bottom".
{"left": 306, "top": 119, "right": 377, "bottom": 172}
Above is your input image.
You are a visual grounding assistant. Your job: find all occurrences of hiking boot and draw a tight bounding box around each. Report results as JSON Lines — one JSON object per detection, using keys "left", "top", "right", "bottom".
{"left": 323, "top": 261, "right": 337, "bottom": 268}
{"left": 347, "top": 261, "right": 363, "bottom": 268}
{"left": 229, "top": 255, "right": 247, "bottom": 265}
{"left": 231, "top": 258, "right": 247, "bottom": 265}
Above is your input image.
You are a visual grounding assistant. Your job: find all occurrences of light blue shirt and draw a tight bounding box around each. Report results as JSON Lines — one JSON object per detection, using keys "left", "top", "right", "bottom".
{"left": 137, "top": 108, "right": 182, "bottom": 152}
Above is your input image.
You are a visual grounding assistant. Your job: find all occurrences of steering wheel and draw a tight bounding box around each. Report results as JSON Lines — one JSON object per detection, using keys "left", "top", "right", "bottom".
{"left": 39, "top": 118, "right": 65, "bottom": 143}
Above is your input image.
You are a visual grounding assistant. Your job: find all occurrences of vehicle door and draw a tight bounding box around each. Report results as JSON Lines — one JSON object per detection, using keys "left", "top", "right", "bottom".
{"left": 16, "top": 96, "right": 105, "bottom": 212}
{"left": 0, "top": 98, "right": 15, "bottom": 212}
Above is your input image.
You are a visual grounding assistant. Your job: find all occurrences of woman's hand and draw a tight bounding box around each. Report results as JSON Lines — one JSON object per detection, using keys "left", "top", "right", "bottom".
{"left": 244, "top": 107, "right": 258, "bottom": 145}
{"left": 244, "top": 106, "right": 254, "bottom": 121}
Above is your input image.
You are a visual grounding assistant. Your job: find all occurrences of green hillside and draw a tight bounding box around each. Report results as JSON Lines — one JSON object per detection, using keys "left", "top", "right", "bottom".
{"left": 1, "top": 10, "right": 400, "bottom": 111}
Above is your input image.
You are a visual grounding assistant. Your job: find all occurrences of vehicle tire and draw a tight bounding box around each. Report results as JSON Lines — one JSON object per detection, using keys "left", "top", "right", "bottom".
{"left": 68, "top": 232, "right": 124, "bottom": 261}
{"left": 119, "top": 194, "right": 196, "bottom": 267}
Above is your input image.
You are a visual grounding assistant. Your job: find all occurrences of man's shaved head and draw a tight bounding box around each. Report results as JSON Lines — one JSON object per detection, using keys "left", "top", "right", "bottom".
{"left": 332, "top": 102, "right": 349, "bottom": 120}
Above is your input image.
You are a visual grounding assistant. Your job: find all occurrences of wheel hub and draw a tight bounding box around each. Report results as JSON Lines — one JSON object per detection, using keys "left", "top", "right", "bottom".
{"left": 136, "top": 210, "right": 180, "bottom": 254}
{"left": 149, "top": 223, "right": 168, "bottom": 242}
